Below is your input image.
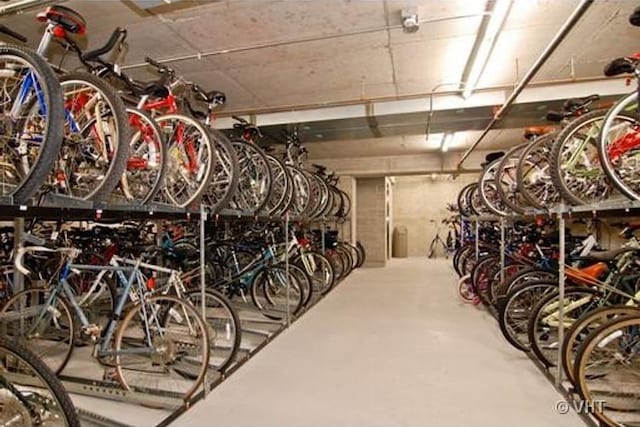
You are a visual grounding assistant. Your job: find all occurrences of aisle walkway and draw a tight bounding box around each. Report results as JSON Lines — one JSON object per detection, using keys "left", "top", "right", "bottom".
{"left": 174, "top": 258, "right": 583, "bottom": 427}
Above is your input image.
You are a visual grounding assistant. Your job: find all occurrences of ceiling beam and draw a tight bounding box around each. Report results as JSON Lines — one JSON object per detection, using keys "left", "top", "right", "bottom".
{"left": 213, "top": 77, "right": 629, "bottom": 131}
{"left": 310, "top": 150, "right": 492, "bottom": 177}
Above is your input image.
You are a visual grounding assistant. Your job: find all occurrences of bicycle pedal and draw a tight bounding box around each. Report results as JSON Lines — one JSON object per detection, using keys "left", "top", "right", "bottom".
{"left": 80, "top": 324, "right": 102, "bottom": 340}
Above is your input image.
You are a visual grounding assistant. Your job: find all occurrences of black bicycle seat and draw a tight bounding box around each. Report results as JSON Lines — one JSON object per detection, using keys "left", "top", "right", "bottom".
{"left": 37, "top": 5, "right": 86, "bottom": 35}
{"left": 563, "top": 94, "right": 599, "bottom": 112}
{"left": 604, "top": 57, "right": 638, "bottom": 77}
{"left": 128, "top": 78, "right": 169, "bottom": 98}
{"left": 630, "top": 5, "right": 640, "bottom": 26}
{"left": 81, "top": 27, "right": 126, "bottom": 62}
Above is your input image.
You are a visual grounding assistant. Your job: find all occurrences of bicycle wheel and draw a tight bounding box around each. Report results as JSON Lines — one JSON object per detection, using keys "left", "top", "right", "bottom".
{"left": 479, "top": 159, "right": 508, "bottom": 216}
{"left": 574, "top": 314, "right": 640, "bottom": 426}
{"left": 202, "top": 128, "right": 239, "bottom": 214}
{"left": 0, "top": 288, "right": 75, "bottom": 375}
{"left": 325, "top": 249, "right": 345, "bottom": 283}
{"left": 250, "top": 266, "right": 303, "bottom": 320}
{"left": 550, "top": 109, "right": 623, "bottom": 205}
{"left": 156, "top": 114, "right": 214, "bottom": 207}
{"left": 115, "top": 107, "right": 166, "bottom": 204}
{"left": 516, "top": 133, "right": 560, "bottom": 209}
{"left": 497, "top": 280, "right": 557, "bottom": 352}
{"left": 456, "top": 183, "right": 475, "bottom": 217}
{"left": 295, "top": 251, "right": 335, "bottom": 296}
{"left": 528, "top": 287, "right": 600, "bottom": 367}
{"left": 287, "top": 263, "right": 313, "bottom": 308}
{"left": 356, "top": 241, "right": 366, "bottom": 268}
{"left": 287, "top": 165, "right": 310, "bottom": 217}
{"left": 264, "top": 154, "right": 291, "bottom": 216}
{"left": 598, "top": 92, "right": 640, "bottom": 202}
{"left": 56, "top": 72, "right": 129, "bottom": 201}
{"left": 302, "top": 171, "right": 323, "bottom": 218}
{"left": 114, "top": 294, "right": 209, "bottom": 402}
{"left": 562, "top": 305, "right": 639, "bottom": 386}
{"left": 0, "top": 45, "right": 64, "bottom": 204}
{"left": 184, "top": 289, "right": 241, "bottom": 373}
{"left": 0, "top": 336, "right": 80, "bottom": 427}
{"left": 230, "top": 140, "right": 272, "bottom": 214}
{"left": 495, "top": 143, "right": 529, "bottom": 214}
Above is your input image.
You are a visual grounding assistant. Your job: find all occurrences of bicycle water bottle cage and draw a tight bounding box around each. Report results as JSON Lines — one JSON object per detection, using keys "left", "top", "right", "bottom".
{"left": 604, "top": 56, "right": 640, "bottom": 77}
{"left": 36, "top": 5, "right": 87, "bottom": 35}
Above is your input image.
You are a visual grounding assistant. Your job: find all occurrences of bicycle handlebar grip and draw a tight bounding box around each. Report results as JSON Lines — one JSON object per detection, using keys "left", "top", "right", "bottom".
{"left": 0, "top": 25, "right": 28, "bottom": 43}
{"left": 22, "top": 233, "right": 46, "bottom": 246}
{"left": 80, "top": 27, "right": 127, "bottom": 61}
{"left": 14, "top": 248, "right": 30, "bottom": 276}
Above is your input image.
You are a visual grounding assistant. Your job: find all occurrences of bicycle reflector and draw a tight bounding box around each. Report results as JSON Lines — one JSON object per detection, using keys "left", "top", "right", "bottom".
{"left": 146, "top": 276, "right": 156, "bottom": 290}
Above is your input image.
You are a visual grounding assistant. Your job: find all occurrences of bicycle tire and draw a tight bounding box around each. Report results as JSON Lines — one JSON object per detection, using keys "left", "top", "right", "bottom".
{"left": 598, "top": 91, "right": 640, "bottom": 202}
{"left": 0, "top": 287, "right": 76, "bottom": 374}
{"left": 0, "top": 336, "right": 80, "bottom": 427}
{"left": 114, "top": 294, "right": 209, "bottom": 402}
{"left": 574, "top": 314, "right": 640, "bottom": 426}
{"left": 58, "top": 72, "right": 130, "bottom": 202}
{"left": 184, "top": 288, "right": 241, "bottom": 373}
{"left": 561, "top": 305, "right": 639, "bottom": 386}
{"left": 117, "top": 107, "right": 167, "bottom": 204}
{"left": 550, "top": 109, "right": 623, "bottom": 205}
{"left": 1, "top": 45, "right": 65, "bottom": 204}
{"left": 516, "top": 133, "right": 559, "bottom": 209}
{"left": 157, "top": 114, "right": 215, "bottom": 207}
{"left": 527, "top": 287, "right": 600, "bottom": 367}
{"left": 203, "top": 127, "right": 239, "bottom": 213}
{"left": 231, "top": 140, "right": 272, "bottom": 214}
{"left": 495, "top": 143, "right": 529, "bottom": 214}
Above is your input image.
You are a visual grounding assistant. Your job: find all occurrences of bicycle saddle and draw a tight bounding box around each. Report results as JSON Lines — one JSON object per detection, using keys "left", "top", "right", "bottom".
{"left": 81, "top": 27, "right": 127, "bottom": 62}
{"left": 312, "top": 163, "right": 327, "bottom": 173}
{"left": 604, "top": 56, "right": 639, "bottom": 77}
{"left": 563, "top": 94, "right": 599, "bottom": 112}
{"left": 36, "top": 5, "right": 86, "bottom": 35}
{"left": 630, "top": 5, "right": 640, "bottom": 26}
{"left": 128, "top": 78, "right": 169, "bottom": 98}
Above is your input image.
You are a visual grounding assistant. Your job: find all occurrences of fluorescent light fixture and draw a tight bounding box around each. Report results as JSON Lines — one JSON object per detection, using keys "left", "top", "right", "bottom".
{"left": 462, "top": 0, "right": 513, "bottom": 99}
{"left": 441, "top": 133, "right": 454, "bottom": 152}
{"left": 431, "top": 173, "right": 437, "bottom": 180}
{"left": 424, "top": 132, "right": 444, "bottom": 149}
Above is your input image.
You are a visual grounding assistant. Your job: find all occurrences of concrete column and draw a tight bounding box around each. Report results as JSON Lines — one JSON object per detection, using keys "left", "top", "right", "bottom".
{"left": 356, "top": 177, "right": 386, "bottom": 268}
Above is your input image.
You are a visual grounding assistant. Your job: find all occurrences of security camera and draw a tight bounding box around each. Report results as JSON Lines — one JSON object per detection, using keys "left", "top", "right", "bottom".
{"left": 401, "top": 9, "right": 419, "bottom": 33}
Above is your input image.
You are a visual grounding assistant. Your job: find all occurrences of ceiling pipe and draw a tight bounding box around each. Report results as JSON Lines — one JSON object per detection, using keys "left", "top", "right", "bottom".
{"left": 0, "top": 0, "right": 60, "bottom": 16}
{"left": 456, "top": 0, "right": 594, "bottom": 170}
{"left": 119, "top": 12, "right": 490, "bottom": 70}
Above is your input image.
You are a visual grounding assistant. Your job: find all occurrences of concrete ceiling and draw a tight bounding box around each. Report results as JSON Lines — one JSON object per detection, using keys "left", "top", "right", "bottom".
{"left": 1, "top": 0, "right": 637, "bottom": 170}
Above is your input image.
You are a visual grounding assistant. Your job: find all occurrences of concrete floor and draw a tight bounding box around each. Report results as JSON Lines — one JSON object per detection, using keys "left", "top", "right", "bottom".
{"left": 173, "top": 258, "right": 584, "bottom": 427}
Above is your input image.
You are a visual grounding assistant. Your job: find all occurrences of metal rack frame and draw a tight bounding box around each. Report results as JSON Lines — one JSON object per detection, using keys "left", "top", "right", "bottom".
{"left": 0, "top": 198, "right": 342, "bottom": 424}
{"left": 465, "top": 198, "right": 640, "bottom": 427}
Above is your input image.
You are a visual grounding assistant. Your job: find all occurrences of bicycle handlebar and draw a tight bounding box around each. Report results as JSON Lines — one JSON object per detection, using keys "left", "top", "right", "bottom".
{"left": 14, "top": 246, "right": 81, "bottom": 276}
{"left": 0, "top": 25, "right": 27, "bottom": 43}
{"left": 81, "top": 27, "right": 127, "bottom": 62}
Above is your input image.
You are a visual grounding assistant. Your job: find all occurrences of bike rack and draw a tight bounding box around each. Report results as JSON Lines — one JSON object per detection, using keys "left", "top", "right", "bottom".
{"left": 0, "top": 198, "right": 350, "bottom": 426}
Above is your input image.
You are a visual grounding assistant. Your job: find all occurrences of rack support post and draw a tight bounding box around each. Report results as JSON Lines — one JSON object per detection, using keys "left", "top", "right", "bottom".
{"left": 199, "top": 205, "right": 209, "bottom": 396}
{"left": 285, "top": 213, "right": 291, "bottom": 327}
{"left": 556, "top": 208, "right": 566, "bottom": 385}
{"left": 13, "top": 217, "right": 24, "bottom": 293}
{"left": 500, "top": 217, "right": 506, "bottom": 283}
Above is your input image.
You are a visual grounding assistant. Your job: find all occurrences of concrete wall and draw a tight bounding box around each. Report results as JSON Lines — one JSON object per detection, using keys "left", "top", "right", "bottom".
{"left": 356, "top": 177, "right": 387, "bottom": 267}
{"left": 336, "top": 176, "right": 356, "bottom": 244}
{"left": 392, "top": 174, "right": 476, "bottom": 257}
